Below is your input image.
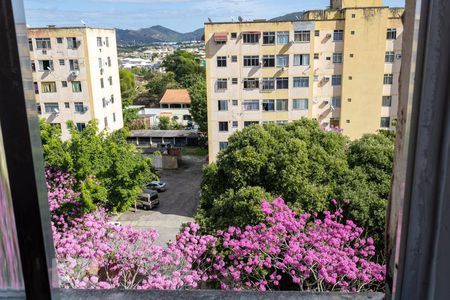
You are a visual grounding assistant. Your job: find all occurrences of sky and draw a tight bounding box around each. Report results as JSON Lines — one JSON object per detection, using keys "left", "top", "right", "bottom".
{"left": 23, "top": 0, "right": 405, "bottom": 32}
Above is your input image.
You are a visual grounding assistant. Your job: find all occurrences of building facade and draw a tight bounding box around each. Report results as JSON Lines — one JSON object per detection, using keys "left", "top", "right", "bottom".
{"left": 205, "top": 0, "right": 403, "bottom": 162}
{"left": 28, "top": 26, "right": 123, "bottom": 140}
{"left": 160, "top": 89, "right": 192, "bottom": 126}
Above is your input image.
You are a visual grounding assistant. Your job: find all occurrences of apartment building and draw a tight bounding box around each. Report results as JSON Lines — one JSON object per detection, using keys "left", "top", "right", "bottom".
{"left": 205, "top": 0, "right": 403, "bottom": 162}
{"left": 28, "top": 26, "right": 123, "bottom": 140}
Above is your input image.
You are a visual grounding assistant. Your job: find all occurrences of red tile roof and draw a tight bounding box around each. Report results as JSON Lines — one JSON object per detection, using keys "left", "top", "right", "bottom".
{"left": 160, "top": 89, "right": 191, "bottom": 104}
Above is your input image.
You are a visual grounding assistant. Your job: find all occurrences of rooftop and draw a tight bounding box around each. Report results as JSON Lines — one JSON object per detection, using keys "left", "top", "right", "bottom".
{"left": 160, "top": 89, "right": 191, "bottom": 104}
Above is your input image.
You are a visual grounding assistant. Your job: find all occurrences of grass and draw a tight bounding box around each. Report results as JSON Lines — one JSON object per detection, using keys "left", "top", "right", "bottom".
{"left": 181, "top": 146, "right": 208, "bottom": 156}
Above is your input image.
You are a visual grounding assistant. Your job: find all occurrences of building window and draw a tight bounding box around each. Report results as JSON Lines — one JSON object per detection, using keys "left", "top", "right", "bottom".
{"left": 293, "top": 77, "right": 309, "bottom": 88}
{"left": 217, "top": 79, "right": 228, "bottom": 90}
{"left": 64, "top": 102, "right": 70, "bottom": 109}
{"left": 62, "top": 81, "right": 68, "bottom": 88}
{"left": 243, "top": 55, "right": 259, "bottom": 67}
{"left": 217, "top": 56, "right": 227, "bottom": 67}
{"left": 76, "top": 123, "right": 86, "bottom": 132}
{"left": 100, "top": 78, "right": 104, "bottom": 88}
{"left": 105, "top": 37, "right": 109, "bottom": 47}
{"left": 72, "top": 81, "right": 82, "bottom": 93}
{"left": 231, "top": 55, "right": 237, "bottom": 62}
{"left": 262, "top": 32, "right": 275, "bottom": 44}
{"left": 183, "top": 115, "right": 191, "bottom": 121}
{"left": 276, "top": 99, "right": 288, "bottom": 111}
{"left": 59, "top": 59, "right": 65, "bottom": 66}
{"left": 384, "top": 74, "right": 394, "bottom": 84}
{"left": 242, "top": 100, "right": 259, "bottom": 111}
{"left": 218, "top": 121, "right": 229, "bottom": 132}
{"left": 314, "top": 53, "right": 319, "bottom": 59}
{"left": 333, "top": 53, "right": 343, "bottom": 63}
{"left": 38, "top": 60, "right": 54, "bottom": 71}
{"left": 44, "top": 102, "right": 59, "bottom": 113}
{"left": 387, "top": 28, "right": 397, "bottom": 40}
{"left": 315, "top": 30, "right": 320, "bottom": 37}
{"left": 110, "top": 95, "right": 115, "bottom": 104}
{"left": 31, "top": 61, "right": 36, "bottom": 72}
{"left": 243, "top": 78, "right": 259, "bottom": 89}
{"left": 244, "top": 121, "right": 259, "bottom": 127}
{"left": 102, "top": 98, "right": 107, "bottom": 108}
{"left": 242, "top": 33, "right": 259, "bottom": 44}
{"left": 219, "top": 142, "right": 229, "bottom": 151}
{"left": 98, "top": 57, "right": 103, "bottom": 69}
{"left": 294, "top": 30, "right": 310, "bottom": 42}
{"left": 35, "top": 38, "right": 51, "bottom": 49}
{"left": 41, "top": 82, "right": 57, "bottom": 93}
{"left": 104, "top": 117, "right": 108, "bottom": 128}
{"left": 293, "top": 54, "right": 310, "bottom": 66}
{"left": 232, "top": 100, "right": 238, "bottom": 106}
{"left": 33, "top": 82, "right": 39, "bottom": 94}
{"left": 74, "top": 102, "right": 85, "bottom": 113}
{"left": 67, "top": 37, "right": 77, "bottom": 49}
{"left": 380, "top": 117, "right": 391, "bottom": 128}
{"left": 382, "top": 95, "right": 392, "bottom": 107}
{"left": 262, "top": 99, "right": 275, "bottom": 111}
{"left": 106, "top": 56, "right": 111, "bottom": 67}
{"left": 218, "top": 100, "right": 228, "bottom": 111}
{"left": 276, "top": 55, "right": 289, "bottom": 67}
{"left": 333, "top": 30, "right": 344, "bottom": 41}
{"left": 293, "top": 99, "right": 308, "bottom": 110}
{"left": 69, "top": 59, "right": 79, "bottom": 71}
{"left": 262, "top": 78, "right": 275, "bottom": 90}
{"left": 36, "top": 103, "right": 42, "bottom": 114}
{"left": 28, "top": 38, "right": 33, "bottom": 51}
{"left": 262, "top": 55, "right": 275, "bottom": 67}
{"left": 108, "top": 76, "right": 113, "bottom": 86}
{"left": 385, "top": 51, "right": 395, "bottom": 63}
{"left": 230, "top": 32, "right": 237, "bottom": 39}
{"left": 277, "top": 31, "right": 289, "bottom": 44}
{"left": 97, "top": 37, "right": 103, "bottom": 47}
{"left": 232, "top": 78, "right": 238, "bottom": 84}
{"left": 331, "top": 75, "right": 342, "bottom": 86}
{"left": 56, "top": 37, "right": 63, "bottom": 44}
{"left": 276, "top": 77, "right": 289, "bottom": 89}
{"left": 331, "top": 96, "right": 341, "bottom": 108}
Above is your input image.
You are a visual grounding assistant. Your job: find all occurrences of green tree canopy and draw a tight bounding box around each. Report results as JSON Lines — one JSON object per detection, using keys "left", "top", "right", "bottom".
{"left": 187, "top": 75, "right": 207, "bottom": 133}
{"left": 40, "top": 120, "right": 156, "bottom": 212}
{"left": 196, "top": 119, "right": 394, "bottom": 248}
{"left": 161, "top": 50, "right": 204, "bottom": 82}
{"left": 119, "top": 69, "right": 136, "bottom": 102}
{"left": 145, "top": 71, "right": 180, "bottom": 97}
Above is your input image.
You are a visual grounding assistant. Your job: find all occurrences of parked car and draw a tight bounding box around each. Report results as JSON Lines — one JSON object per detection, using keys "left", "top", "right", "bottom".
{"left": 136, "top": 189, "right": 159, "bottom": 210}
{"left": 147, "top": 181, "right": 167, "bottom": 192}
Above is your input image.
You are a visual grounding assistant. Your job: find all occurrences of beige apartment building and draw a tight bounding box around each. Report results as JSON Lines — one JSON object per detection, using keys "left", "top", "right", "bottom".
{"left": 205, "top": 0, "right": 404, "bottom": 162}
{"left": 28, "top": 26, "right": 123, "bottom": 140}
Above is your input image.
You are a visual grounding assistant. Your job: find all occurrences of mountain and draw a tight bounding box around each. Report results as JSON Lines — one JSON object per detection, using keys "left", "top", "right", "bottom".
{"left": 116, "top": 12, "right": 305, "bottom": 45}
{"left": 270, "top": 11, "right": 305, "bottom": 21}
{"left": 116, "top": 25, "right": 203, "bottom": 45}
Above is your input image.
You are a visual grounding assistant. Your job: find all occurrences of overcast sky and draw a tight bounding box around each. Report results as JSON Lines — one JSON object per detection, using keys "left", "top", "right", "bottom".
{"left": 23, "top": 0, "right": 405, "bottom": 32}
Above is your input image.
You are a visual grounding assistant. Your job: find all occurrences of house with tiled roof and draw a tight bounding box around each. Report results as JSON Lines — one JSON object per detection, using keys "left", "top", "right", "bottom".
{"left": 160, "top": 89, "right": 192, "bottom": 126}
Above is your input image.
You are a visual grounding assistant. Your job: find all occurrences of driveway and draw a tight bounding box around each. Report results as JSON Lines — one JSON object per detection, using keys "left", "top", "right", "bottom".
{"left": 113, "top": 155, "right": 206, "bottom": 246}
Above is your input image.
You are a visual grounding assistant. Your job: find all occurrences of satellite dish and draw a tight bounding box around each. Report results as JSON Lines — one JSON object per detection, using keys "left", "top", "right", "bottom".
{"left": 46, "top": 66, "right": 52, "bottom": 71}
{"left": 238, "top": 16, "right": 243, "bottom": 22}
{"left": 81, "top": 20, "right": 86, "bottom": 26}
{"left": 208, "top": 17, "right": 212, "bottom": 23}
{"left": 295, "top": 15, "right": 300, "bottom": 20}
{"left": 54, "top": 108, "right": 59, "bottom": 114}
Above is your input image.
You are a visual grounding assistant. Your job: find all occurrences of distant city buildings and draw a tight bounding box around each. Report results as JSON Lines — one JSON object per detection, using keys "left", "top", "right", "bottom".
{"left": 205, "top": 0, "right": 404, "bottom": 162}
{"left": 28, "top": 26, "right": 123, "bottom": 139}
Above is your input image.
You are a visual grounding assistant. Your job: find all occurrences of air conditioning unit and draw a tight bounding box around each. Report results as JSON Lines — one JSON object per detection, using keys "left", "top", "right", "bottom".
{"left": 326, "top": 33, "right": 332, "bottom": 38}
{"left": 42, "top": 50, "right": 47, "bottom": 55}
{"left": 324, "top": 100, "right": 329, "bottom": 105}
{"left": 83, "top": 106, "right": 89, "bottom": 112}
{"left": 70, "top": 70, "right": 79, "bottom": 77}
{"left": 396, "top": 54, "right": 402, "bottom": 59}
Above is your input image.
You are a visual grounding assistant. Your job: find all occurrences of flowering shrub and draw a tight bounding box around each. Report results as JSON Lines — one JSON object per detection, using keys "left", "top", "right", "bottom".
{"left": 47, "top": 169, "right": 385, "bottom": 291}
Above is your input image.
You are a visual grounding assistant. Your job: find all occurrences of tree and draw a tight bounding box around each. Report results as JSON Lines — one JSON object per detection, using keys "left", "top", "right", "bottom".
{"left": 162, "top": 50, "right": 204, "bottom": 82}
{"left": 158, "top": 116, "right": 184, "bottom": 130}
{"left": 40, "top": 120, "right": 156, "bottom": 212}
{"left": 188, "top": 75, "right": 207, "bottom": 133}
{"left": 145, "top": 71, "right": 180, "bottom": 97}
{"left": 195, "top": 119, "right": 394, "bottom": 248}
{"left": 119, "top": 69, "right": 136, "bottom": 101}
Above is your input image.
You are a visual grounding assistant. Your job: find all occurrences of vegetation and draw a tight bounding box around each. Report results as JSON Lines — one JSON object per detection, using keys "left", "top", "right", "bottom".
{"left": 162, "top": 50, "right": 204, "bottom": 82}
{"left": 145, "top": 71, "right": 180, "bottom": 97}
{"left": 49, "top": 170, "right": 385, "bottom": 291}
{"left": 187, "top": 75, "right": 207, "bottom": 133}
{"left": 158, "top": 116, "right": 183, "bottom": 130}
{"left": 40, "top": 120, "right": 156, "bottom": 212}
{"left": 195, "top": 119, "right": 394, "bottom": 249}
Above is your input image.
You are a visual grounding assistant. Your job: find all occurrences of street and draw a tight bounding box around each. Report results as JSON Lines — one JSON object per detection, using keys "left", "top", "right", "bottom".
{"left": 113, "top": 155, "right": 206, "bottom": 245}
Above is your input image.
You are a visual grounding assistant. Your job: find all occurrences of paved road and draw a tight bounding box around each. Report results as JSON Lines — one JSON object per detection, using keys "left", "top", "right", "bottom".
{"left": 113, "top": 155, "right": 206, "bottom": 246}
